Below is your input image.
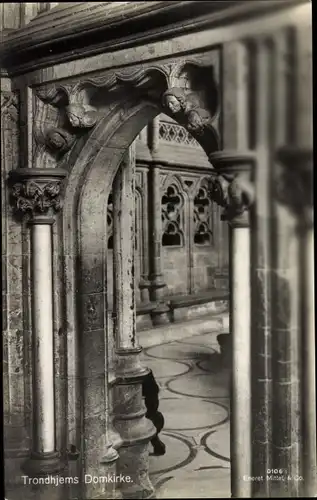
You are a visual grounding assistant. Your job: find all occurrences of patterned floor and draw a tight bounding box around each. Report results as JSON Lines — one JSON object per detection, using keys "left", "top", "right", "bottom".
{"left": 141, "top": 330, "right": 231, "bottom": 499}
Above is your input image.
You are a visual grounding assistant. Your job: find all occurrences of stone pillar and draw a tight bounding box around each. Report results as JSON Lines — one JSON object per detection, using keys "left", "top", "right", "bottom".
{"left": 148, "top": 117, "right": 170, "bottom": 325}
{"left": 276, "top": 147, "right": 315, "bottom": 497}
{"left": 112, "top": 145, "right": 156, "bottom": 499}
{"left": 250, "top": 37, "right": 274, "bottom": 496}
{"left": 209, "top": 151, "right": 256, "bottom": 499}
{"left": 217, "top": 40, "right": 251, "bottom": 360}
{"left": 8, "top": 168, "right": 67, "bottom": 476}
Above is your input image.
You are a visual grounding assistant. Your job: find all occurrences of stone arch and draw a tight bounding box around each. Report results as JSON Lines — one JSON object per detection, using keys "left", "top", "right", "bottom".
{"left": 61, "top": 99, "right": 158, "bottom": 496}
{"left": 58, "top": 78, "right": 220, "bottom": 496}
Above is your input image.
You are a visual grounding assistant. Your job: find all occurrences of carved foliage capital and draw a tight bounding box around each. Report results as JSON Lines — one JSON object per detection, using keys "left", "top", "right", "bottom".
{"left": 8, "top": 168, "right": 67, "bottom": 221}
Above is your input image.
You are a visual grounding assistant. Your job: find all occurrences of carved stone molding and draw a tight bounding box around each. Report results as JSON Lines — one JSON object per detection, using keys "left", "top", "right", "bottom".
{"left": 8, "top": 168, "right": 67, "bottom": 222}
{"left": 276, "top": 147, "right": 313, "bottom": 226}
{"left": 32, "top": 55, "right": 220, "bottom": 164}
{"left": 208, "top": 151, "right": 256, "bottom": 226}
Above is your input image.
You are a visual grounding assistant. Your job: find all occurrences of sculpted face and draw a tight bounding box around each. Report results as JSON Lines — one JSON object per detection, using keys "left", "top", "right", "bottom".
{"left": 165, "top": 95, "right": 182, "bottom": 113}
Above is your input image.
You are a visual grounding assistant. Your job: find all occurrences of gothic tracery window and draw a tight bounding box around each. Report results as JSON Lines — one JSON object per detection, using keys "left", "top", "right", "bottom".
{"left": 193, "top": 185, "right": 213, "bottom": 246}
{"left": 161, "top": 184, "right": 184, "bottom": 247}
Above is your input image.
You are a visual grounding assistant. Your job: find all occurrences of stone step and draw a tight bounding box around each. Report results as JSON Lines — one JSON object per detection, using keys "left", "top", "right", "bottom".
{"left": 138, "top": 311, "right": 229, "bottom": 349}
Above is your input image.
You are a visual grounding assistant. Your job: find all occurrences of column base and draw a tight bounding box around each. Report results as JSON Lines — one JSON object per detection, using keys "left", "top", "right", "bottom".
{"left": 137, "top": 301, "right": 155, "bottom": 315}
{"left": 117, "top": 443, "right": 156, "bottom": 500}
{"left": 139, "top": 279, "right": 152, "bottom": 307}
{"left": 114, "top": 347, "right": 156, "bottom": 500}
{"left": 22, "top": 450, "right": 65, "bottom": 476}
{"left": 151, "top": 302, "right": 171, "bottom": 326}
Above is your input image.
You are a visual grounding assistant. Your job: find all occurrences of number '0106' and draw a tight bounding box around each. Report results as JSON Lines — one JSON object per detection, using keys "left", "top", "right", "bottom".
{"left": 267, "top": 469, "right": 284, "bottom": 474}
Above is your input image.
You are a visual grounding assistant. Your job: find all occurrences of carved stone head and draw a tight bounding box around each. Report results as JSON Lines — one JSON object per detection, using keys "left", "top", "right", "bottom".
{"left": 161, "top": 88, "right": 188, "bottom": 114}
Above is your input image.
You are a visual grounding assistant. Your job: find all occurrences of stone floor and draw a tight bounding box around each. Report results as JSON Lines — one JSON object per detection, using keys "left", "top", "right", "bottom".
{"left": 141, "top": 330, "right": 231, "bottom": 499}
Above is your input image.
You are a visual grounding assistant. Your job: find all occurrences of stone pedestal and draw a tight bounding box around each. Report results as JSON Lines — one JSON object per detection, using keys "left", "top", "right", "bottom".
{"left": 113, "top": 146, "right": 156, "bottom": 499}
{"left": 8, "top": 168, "right": 67, "bottom": 478}
{"left": 209, "top": 151, "right": 256, "bottom": 498}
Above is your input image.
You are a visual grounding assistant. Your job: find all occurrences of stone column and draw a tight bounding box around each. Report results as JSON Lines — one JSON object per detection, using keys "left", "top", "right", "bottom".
{"left": 148, "top": 117, "right": 170, "bottom": 325}
{"left": 209, "top": 151, "right": 256, "bottom": 499}
{"left": 112, "top": 145, "right": 156, "bottom": 499}
{"left": 137, "top": 168, "right": 152, "bottom": 312}
{"left": 217, "top": 40, "right": 250, "bottom": 361}
{"left": 8, "top": 167, "right": 67, "bottom": 475}
{"left": 276, "top": 147, "right": 315, "bottom": 497}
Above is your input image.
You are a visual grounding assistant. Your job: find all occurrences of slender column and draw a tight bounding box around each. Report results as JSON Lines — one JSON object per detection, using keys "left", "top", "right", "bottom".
{"left": 209, "top": 151, "right": 256, "bottom": 499}
{"left": 276, "top": 147, "right": 315, "bottom": 497}
{"left": 137, "top": 167, "right": 152, "bottom": 312}
{"left": 113, "top": 144, "right": 137, "bottom": 350}
{"left": 148, "top": 117, "right": 170, "bottom": 325}
{"left": 9, "top": 168, "right": 66, "bottom": 475}
{"left": 32, "top": 224, "right": 55, "bottom": 453}
{"left": 113, "top": 145, "right": 156, "bottom": 499}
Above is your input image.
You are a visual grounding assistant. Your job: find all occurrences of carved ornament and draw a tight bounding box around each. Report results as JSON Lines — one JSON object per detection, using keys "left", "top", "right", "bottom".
{"left": 8, "top": 168, "right": 67, "bottom": 221}
{"left": 45, "top": 128, "right": 76, "bottom": 153}
{"left": 1, "top": 90, "right": 18, "bottom": 123}
{"left": 32, "top": 55, "right": 220, "bottom": 166}
{"left": 210, "top": 175, "right": 254, "bottom": 223}
{"left": 161, "top": 87, "right": 219, "bottom": 154}
{"left": 208, "top": 151, "right": 256, "bottom": 225}
{"left": 35, "top": 84, "right": 99, "bottom": 129}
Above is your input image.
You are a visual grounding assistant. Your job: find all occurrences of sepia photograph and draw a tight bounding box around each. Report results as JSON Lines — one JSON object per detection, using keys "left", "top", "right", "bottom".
{"left": 0, "top": 1, "right": 314, "bottom": 499}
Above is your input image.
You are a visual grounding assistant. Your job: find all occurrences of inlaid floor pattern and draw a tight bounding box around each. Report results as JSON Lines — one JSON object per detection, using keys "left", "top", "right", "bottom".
{"left": 141, "top": 331, "right": 231, "bottom": 499}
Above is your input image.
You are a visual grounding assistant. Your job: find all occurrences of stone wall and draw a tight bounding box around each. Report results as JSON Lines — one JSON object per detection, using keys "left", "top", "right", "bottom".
{"left": 0, "top": 3, "right": 59, "bottom": 31}
{"left": 1, "top": 81, "right": 33, "bottom": 470}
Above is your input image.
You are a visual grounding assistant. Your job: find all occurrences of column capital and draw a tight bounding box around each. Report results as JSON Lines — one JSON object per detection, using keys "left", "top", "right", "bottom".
{"left": 276, "top": 147, "right": 313, "bottom": 227}
{"left": 8, "top": 168, "right": 67, "bottom": 223}
{"left": 208, "top": 150, "right": 256, "bottom": 227}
